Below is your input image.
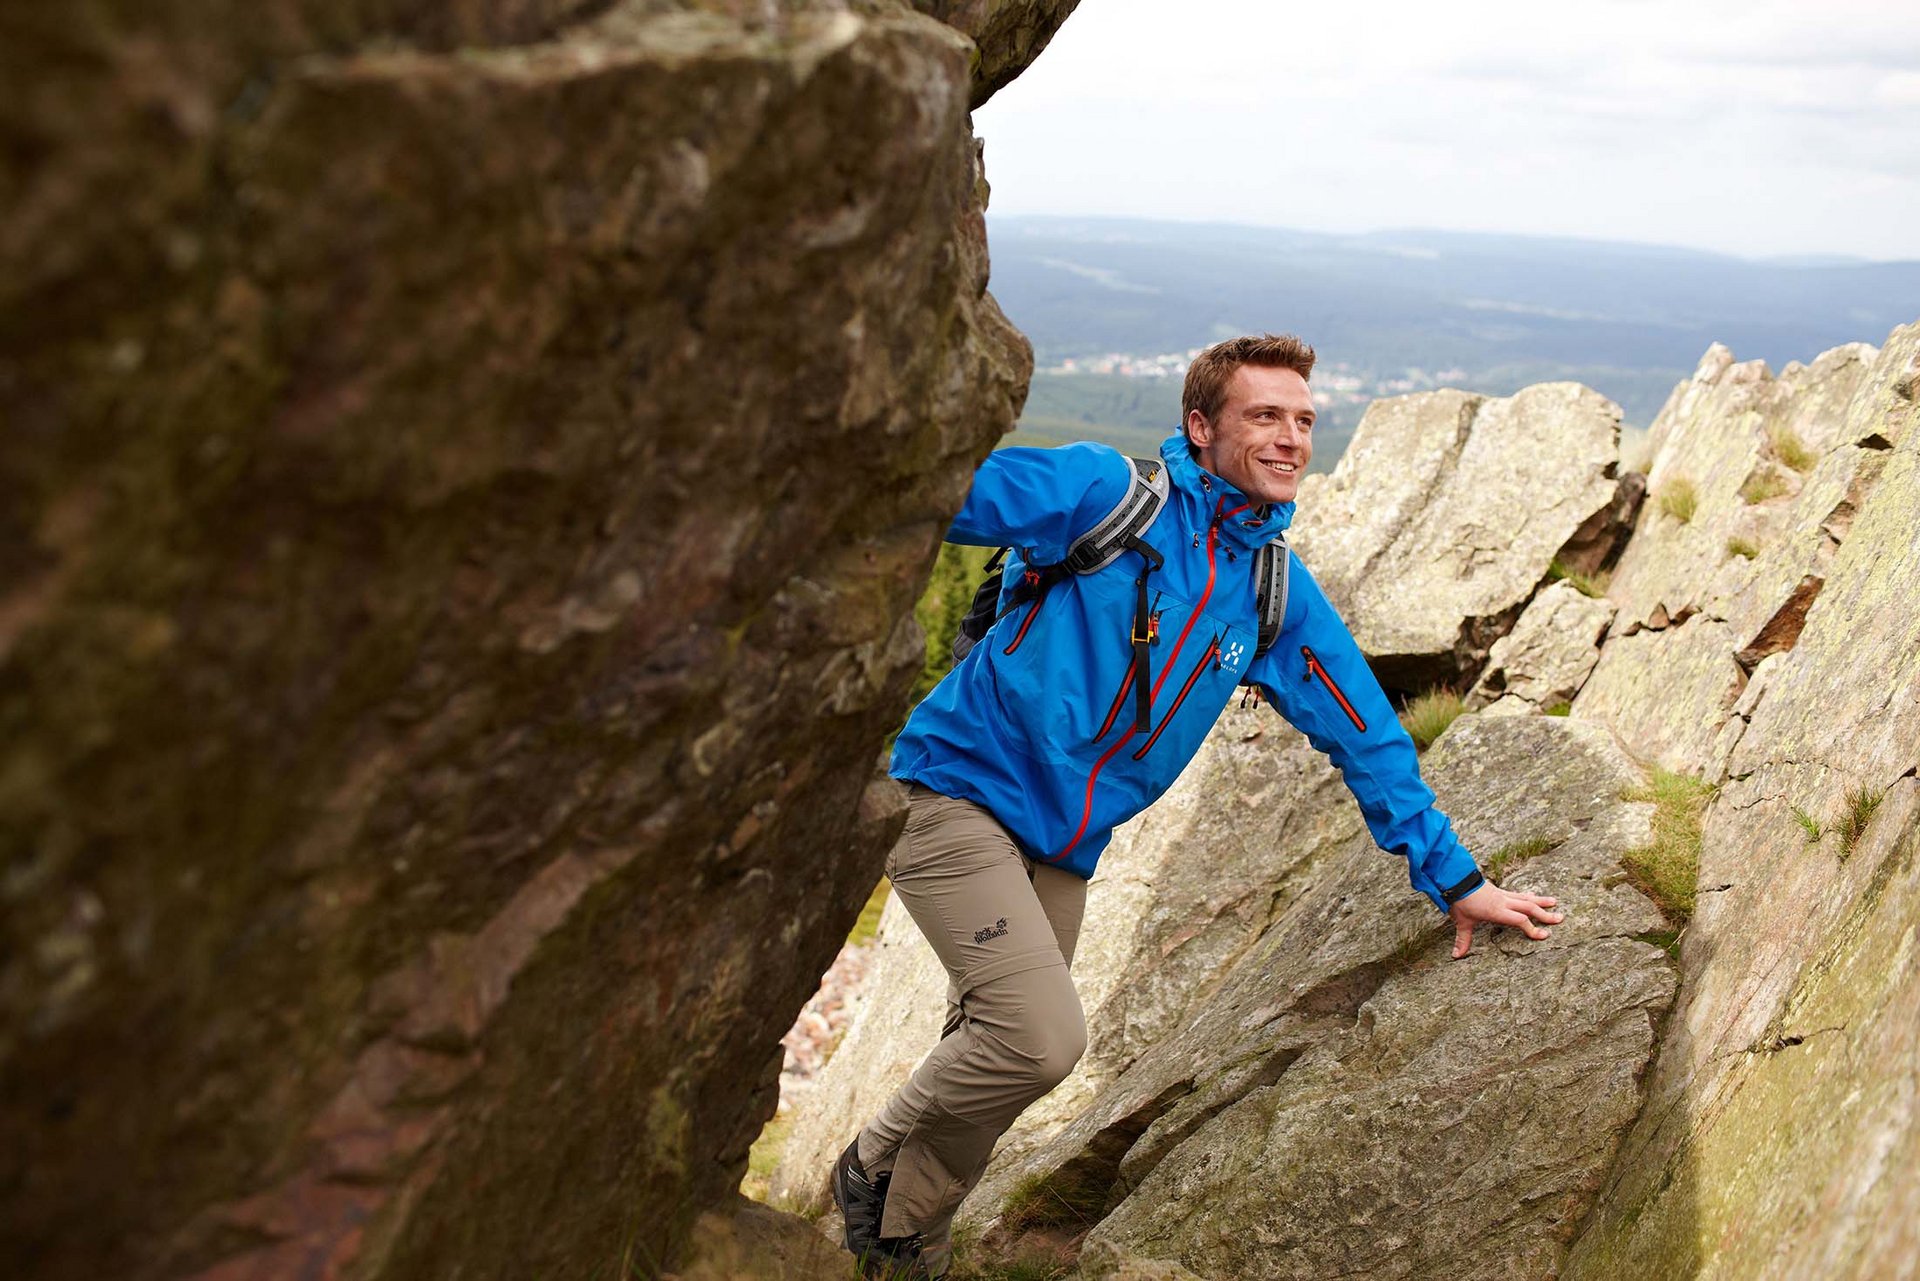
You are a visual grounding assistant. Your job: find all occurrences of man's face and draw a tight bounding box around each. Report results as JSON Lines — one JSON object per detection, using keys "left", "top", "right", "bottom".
{"left": 1187, "top": 364, "right": 1316, "bottom": 506}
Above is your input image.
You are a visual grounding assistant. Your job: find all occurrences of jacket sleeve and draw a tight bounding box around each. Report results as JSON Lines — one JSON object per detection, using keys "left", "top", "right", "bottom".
{"left": 1249, "top": 553, "right": 1483, "bottom": 913}
{"left": 946, "top": 442, "right": 1135, "bottom": 564}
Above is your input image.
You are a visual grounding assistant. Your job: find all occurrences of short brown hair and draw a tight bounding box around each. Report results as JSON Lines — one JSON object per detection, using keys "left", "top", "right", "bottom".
{"left": 1181, "top": 334, "right": 1316, "bottom": 433}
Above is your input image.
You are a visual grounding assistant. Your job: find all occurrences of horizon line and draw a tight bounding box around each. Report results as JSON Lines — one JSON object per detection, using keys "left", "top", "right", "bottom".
{"left": 983, "top": 210, "right": 1920, "bottom": 269}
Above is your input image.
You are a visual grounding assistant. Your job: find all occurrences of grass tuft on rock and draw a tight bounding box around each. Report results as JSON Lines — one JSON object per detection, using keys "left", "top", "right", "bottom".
{"left": 1400, "top": 689, "right": 1465, "bottom": 751}
{"left": 1621, "top": 767, "right": 1712, "bottom": 922}
{"left": 1657, "top": 476, "right": 1699, "bottom": 523}
{"left": 1544, "top": 701, "right": 1572, "bottom": 717}
{"left": 997, "top": 1169, "right": 1106, "bottom": 1235}
{"left": 1790, "top": 805, "right": 1823, "bottom": 845}
{"left": 848, "top": 877, "right": 890, "bottom": 946}
{"left": 1725, "top": 535, "right": 1760, "bottom": 560}
{"left": 1484, "top": 836, "right": 1555, "bottom": 884}
{"left": 1768, "top": 422, "right": 1818, "bottom": 473}
{"left": 1547, "top": 557, "right": 1611, "bottom": 598}
{"left": 1834, "top": 784, "right": 1886, "bottom": 859}
{"left": 1739, "top": 470, "right": 1789, "bottom": 504}
{"left": 948, "top": 1224, "right": 1074, "bottom": 1281}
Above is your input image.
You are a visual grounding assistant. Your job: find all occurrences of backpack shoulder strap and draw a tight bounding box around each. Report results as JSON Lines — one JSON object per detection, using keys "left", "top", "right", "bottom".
{"left": 1254, "top": 535, "right": 1290, "bottom": 656}
{"left": 1063, "top": 455, "right": 1170, "bottom": 575}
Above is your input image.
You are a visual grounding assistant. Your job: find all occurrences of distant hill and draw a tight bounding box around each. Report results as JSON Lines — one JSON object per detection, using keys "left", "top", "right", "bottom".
{"left": 987, "top": 215, "right": 1919, "bottom": 466}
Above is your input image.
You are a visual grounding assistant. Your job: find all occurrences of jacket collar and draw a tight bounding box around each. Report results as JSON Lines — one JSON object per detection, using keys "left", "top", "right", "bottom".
{"left": 1158, "top": 432, "right": 1294, "bottom": 551}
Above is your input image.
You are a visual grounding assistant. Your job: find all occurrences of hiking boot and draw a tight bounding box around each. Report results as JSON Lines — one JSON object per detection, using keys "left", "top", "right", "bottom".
{"left": 859, "top": 1233, "right": 931, "bottom": 1280}
{"left": 832, "top": 1140, "right": 888, "bottom": 1262}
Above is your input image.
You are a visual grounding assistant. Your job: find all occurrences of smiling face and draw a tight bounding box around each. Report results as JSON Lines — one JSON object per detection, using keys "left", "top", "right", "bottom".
{"left": 1185, "top": 364, "right": 1316, "bottom": 506}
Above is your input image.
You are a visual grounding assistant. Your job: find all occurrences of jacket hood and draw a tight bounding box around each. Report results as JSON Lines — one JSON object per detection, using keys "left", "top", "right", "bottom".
{"left": 1159, "top": 432, "right": 1295, "bottom": 549}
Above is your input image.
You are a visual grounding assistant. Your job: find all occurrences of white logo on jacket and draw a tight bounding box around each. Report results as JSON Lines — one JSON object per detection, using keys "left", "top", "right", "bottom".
{"left": 1220, "top": 639, "right": 1246, "bottom": 673}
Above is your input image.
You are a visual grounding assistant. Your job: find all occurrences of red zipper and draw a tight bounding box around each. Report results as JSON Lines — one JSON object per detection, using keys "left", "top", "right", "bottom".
{"left": 1002, "top": 572, "right": 1050, "bottom": 656}
{"left": 1132, "top": 635, "right": 1220, "bottom": 760}
{"left": 1050, "top": 498, "right": 1251, "bottom": 862}
{"left": 1094, "top": 663, "right": 1136, "bottom": 742}
{"left": 1302, "top": 645, "right": 1367, "bottom": 732}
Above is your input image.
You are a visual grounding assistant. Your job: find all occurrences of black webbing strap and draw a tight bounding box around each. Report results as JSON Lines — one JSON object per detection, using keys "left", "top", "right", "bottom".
{"left": 1441, "top": 868, "right": 1485, "bottom": 905}
{"left": 1123, "top": 532, "right": 1163, "bottom": 733}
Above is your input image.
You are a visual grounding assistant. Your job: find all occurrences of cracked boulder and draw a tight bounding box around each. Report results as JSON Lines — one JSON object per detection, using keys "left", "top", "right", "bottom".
{"left": 1574, "top": 324, "right": 1916, "bottom": 776}
{"left": 1568, "top": 319, "right": 1920, "bottom": 1280}
{"left": 0, "top": 2, "right": 1078, "bottom": 1277}
{"left": 980, "top": 714, "right": 1676, "bottom": 1280}
{"left": 1466, "top": 580, "right": 1615, "bottom": 714}
{"left": 1289, "top": 383, "right": 1626, "bottom": 692}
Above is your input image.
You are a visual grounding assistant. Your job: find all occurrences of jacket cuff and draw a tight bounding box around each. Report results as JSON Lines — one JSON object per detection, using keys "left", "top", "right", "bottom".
{"left": 1423, "top": 843, "right": 1483, "bottom": 909}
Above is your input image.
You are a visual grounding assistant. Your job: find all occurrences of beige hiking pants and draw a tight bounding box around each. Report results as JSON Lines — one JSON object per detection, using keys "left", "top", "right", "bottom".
{"left": 856, "top": 785, "right": 1088, "bottom": 1256}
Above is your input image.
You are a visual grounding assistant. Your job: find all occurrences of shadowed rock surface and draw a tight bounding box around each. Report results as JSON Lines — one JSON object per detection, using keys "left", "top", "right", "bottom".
{"left": 0, "top": 1, "right": 1078, "bottom": 1276}
{"left": 1289, "top": 382, "right": 1628, "bottom": 692}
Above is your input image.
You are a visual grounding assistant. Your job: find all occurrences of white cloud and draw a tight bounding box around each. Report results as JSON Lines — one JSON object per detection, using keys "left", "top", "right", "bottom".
{"left": 975, "top": 0, "right": 1920, "bottom": 259}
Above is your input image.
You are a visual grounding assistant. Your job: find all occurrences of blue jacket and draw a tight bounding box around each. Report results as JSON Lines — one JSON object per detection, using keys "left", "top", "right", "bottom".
{"left": 890, "top": 434, "right": 1482, "bottom": 912}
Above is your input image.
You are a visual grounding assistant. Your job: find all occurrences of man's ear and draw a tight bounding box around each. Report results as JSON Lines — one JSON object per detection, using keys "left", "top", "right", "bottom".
{"left": 1185, "top": 409, "right": 1213, "bottom": 450}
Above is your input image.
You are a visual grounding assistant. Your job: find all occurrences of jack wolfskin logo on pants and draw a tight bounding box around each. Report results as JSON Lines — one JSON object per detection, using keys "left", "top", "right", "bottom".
{"left": 973, "top": 917, "right": 1009, "bottom": 944}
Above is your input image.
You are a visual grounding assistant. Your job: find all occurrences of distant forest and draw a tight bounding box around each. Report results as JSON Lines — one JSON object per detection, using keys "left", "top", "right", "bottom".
{"left": 987, "top": 215, "right": 1920, "bottom": 468}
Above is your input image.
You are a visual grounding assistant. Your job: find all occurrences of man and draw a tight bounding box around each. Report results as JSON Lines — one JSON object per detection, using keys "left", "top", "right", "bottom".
{"left": 834, "top": 334, "right": 1563, "bottom": 1278}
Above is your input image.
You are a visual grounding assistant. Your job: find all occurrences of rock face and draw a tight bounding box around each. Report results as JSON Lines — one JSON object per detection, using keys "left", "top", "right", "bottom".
{"left": 1566, "top": 322, "right": 1920, "bottom": 1279}
{"left": 1573, "top": 334, "right": 1903, "bottom": 776}
{"left": 1289, "top": 382, "right": 1629, "bottom": 691}
{"left": 0, "top": 2, "right": 1077, "bottom": 1277}
{"left": 1011, "top": 714, "right": 1677, "bottom": 1280}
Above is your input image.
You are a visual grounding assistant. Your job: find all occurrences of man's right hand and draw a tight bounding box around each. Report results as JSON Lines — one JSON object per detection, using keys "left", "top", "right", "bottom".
{"left": 1448, "top": 884, "right": 1563, "bottom": 959}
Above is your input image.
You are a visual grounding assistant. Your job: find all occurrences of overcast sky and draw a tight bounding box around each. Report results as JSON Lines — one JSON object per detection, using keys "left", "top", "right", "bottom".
{"left": 974, "top": 0, "right": 1920, "bottom": 261}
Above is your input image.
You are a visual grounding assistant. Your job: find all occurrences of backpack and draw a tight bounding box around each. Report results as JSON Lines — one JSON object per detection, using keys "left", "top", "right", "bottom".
{"left": 950, "top": 455, "right": 1291, "bottom": 733}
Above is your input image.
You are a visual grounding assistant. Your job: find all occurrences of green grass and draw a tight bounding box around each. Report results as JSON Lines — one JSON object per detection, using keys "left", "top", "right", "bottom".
{"left": 1769, "top": 422, "right": 1818, "bottom": 473}
{"left": 1399, "top": 689, "right": 1465, "bottom": 752}
{"left": 1790, "top": 805, "right": 1823, "bottom": 845}
{"left": 1546, "top": 557, "right": 1611, "bottom": 599}
{"left": 1483, "top": 836, "right": 1555, "bottom": 884}
{"left": 947, "top": 1223, "right": 1075, "bottom": 1281}
{"left": 1835, "top": 784, "right": 1886, "bottom": 859}
{"left": 1621, "top": 768, "right": 1713, "bottom": 922}
{"left": 848, "top": 877, "right": 890, "bottom": 946}
{"left": 1657, "top": 476, "right": 1699, "bottom": 523}
{"left": 1544, "top": 701, "right": 1572, "bottom": 717}
{"left": 1635, "top": 928, "right": 1683, "bottom": 960}
{"left": 1725, "top": 535, "right": 1760, "bottom": 560}
{"left": 739, "top": 1108, "right": 795, "bottom": 1205}
{"left": 997, "top": 1169, "right": 1105, "bottom": 1235}
{"left": 1739, "top": 469, "right": 1788, "bottom": 504}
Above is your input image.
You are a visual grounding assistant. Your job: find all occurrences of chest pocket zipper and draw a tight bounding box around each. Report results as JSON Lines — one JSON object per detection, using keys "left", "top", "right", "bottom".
{"left": 1133, "top": 634, "right": 1221, "bottom": 760}
{"left": 1301, "top": 645, "right": 1367, "bottom": 733}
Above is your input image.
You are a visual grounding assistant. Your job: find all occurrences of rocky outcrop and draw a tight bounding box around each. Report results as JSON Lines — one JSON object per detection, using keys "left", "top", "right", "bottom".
{"left": 0, "top": 2, "right": 1078, "bottom": 1277}
{"left": 990, "top": 714, "right": 1676, "bottom": 1279}
{"left": 1289, "top": 382, "right": 1630, "bottom": 691}
{"left": 1566, "top": 321, "right": 1920, "bottom": 1278}
{"left": 1573, "top": 326, "right": 1914, "bottom": 776}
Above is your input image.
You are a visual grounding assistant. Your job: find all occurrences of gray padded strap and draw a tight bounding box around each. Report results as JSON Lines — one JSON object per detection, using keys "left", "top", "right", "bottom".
{"left": 1254, "top": 535, "right": 1290, "bottom": 656}
{"left": 1065, "top": 456, "right": 1170, "bottom": 574}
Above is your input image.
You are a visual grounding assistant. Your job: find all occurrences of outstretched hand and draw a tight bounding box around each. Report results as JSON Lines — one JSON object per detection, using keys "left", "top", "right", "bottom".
{"left": 1448, "top": 883, "right": 1563, "bottom": 959}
